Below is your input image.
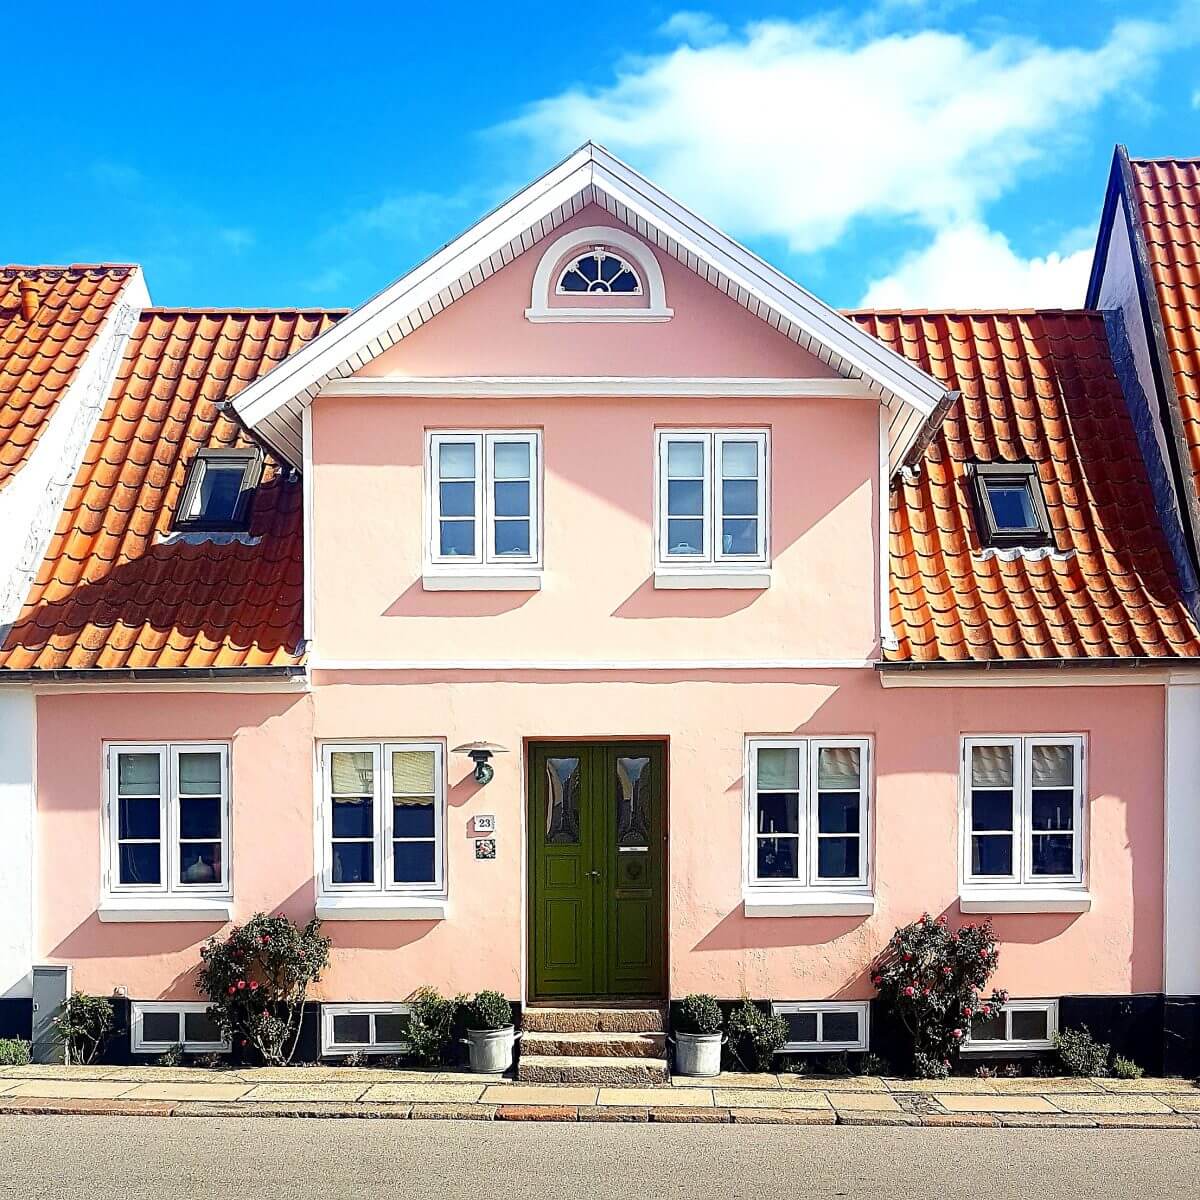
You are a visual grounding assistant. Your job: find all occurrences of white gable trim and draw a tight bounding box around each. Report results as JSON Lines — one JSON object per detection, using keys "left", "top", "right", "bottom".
{"left": 319, "top": 376, "right": 876, "bottom": 399}
{"left": 232, "top": 144, "right": 948, "bottom": 469}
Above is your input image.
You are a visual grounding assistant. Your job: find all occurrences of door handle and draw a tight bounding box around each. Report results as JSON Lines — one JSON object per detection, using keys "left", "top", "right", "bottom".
{"left": 586, "top": 870, "right": 601, "bottom": 879}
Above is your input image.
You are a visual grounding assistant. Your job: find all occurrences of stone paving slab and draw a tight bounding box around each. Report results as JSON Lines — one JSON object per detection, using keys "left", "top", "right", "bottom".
{"left": 599, "top": 1087, "right": 711, "bottom": 1107}
{"left": 6, "top": 1080, "right": 136, "bottom": 1100}
{"left": 936, "top": 1093, "right": 1059, "bottom": 1113}
{"left": 987, "top": 1077, "right": 1103, "bottom": 1094}
{"left": 1097, "top": 1077, "right": 1199, "bottom": 1094}
{"left": 717, "top": 1088, "right": 830, "bottom": 1109}
{"left": 102, "top": 1068, "right": 240, "bottom": 1084}
{"left": 1050, "top": 1093, "right": 1173, "bottom": 1115}
{"left": 240, "top": 1083, "right": 372, "bottom": 1102}
{"left": 886, "top": 1078, "right": 998, "bottom": 1093}
{"left": 1164, "top": 1093, "right": 1200, "bottom": 1112}
{"left": 361, "top": 1083, "right": 485, "bottom": 1103}
{"left": 779, "top": 1075, "right": 888, "bottom": 1092}
{"left": 481, "top": 1084, "right": 598, "bottom": 1105}
{"left": 121, "top": 1082, "right": 251, "bottom": 1102}
{"left": 671, "top": 1072, "right": 779, "bottom": 1090}
{"left": 0, "top": 1065, "right": 114, "bottom": 1080}
{"left": 828, "top": 1091, "right": 903, "bottom": 1112}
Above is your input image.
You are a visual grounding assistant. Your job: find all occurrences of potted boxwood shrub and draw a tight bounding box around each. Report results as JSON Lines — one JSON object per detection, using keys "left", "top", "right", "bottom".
{"left": 464, "top": 990, "right": 515, "bottom": 1073}
{"left": 673, "top": 993, "right": 724, "bottom": 1077}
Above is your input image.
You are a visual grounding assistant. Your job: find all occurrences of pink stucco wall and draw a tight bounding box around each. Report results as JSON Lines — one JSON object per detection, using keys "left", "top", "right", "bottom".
{"left": 36, "top": 676, "right": 1164, "bottom": 1002}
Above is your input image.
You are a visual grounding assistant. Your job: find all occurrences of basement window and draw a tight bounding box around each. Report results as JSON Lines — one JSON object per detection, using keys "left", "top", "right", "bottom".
{"left": 131, "top": 1002, "right": 230, "bottom": 1054}
{"left": 962, "top": 1000, "right": 1058, "bottom": 1053}
{"left": 971, "top": 462, "right": 1052, "bottom": 548}
{"left": 321, "top": 1004, "right": 414, "bottom": 1056}
{"left": 174, "top": 449, "right": 263, "bottom": 532}
{"left": 772, "top": 1002, "right": 870, "bottom": 1053}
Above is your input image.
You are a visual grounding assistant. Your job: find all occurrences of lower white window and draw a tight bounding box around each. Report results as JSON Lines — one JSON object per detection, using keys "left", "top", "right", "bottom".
{"left": 963, "top": 1000, "right": 1058, "bottom": 1052}
{"left": 130, "top": 1002, "right": 230, "bottom": 1054}
{"left": 321, "top": 1004, "right": 413, "bottom": 1056}
{"left": 772, "top": 1002, "right": 870, "bottom": 1053}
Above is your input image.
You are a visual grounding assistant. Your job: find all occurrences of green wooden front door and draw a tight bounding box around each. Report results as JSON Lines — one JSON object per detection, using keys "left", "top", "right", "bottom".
{"left": 528, "top": 742, "right": 665, "bottom": 1000}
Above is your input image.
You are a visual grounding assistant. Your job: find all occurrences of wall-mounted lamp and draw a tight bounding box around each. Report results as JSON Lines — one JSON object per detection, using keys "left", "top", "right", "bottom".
{"left": 453, "top": 741, "right": 509, "bottom": 785}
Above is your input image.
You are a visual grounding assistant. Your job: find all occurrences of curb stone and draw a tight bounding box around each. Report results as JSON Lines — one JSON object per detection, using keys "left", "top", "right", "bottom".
{"left": 836, "top": 1111, "right": 920, "bottom": 1126}
{"left": 496, "top": 1104, "right": 576, "bottom": 1122}
{"left": 0, "top": 1097, "right": 178, "bottom": 1117}
{"left": 996, "top": 1114, "right": 1097, "bottom": 1128}
{"left": 1091, "top": 1114, "right": 1197, "bottom": 1129}
{"left": 731, "top": 1109, "right": 836, "bottom": 1125}
{"left": 649, "top": 1107, "right": 731, "bottom": 1123}
{"left": 578, "top": 1106, "right": 649, "bottom": 1122}
{"left": 411, "top": 1103, "right": 496, "bottom": 1121}
{"left": 919, "top": 1114, "right": 1000, "bottom": 1128}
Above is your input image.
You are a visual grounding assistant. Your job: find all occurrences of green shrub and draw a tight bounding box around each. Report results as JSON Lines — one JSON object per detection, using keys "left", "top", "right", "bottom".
{"left": 155, "top": 1043, "right": 184, "bottom": 1067}
{"left": 196, "top": 912, "right": 331, "bottom": 1066}
{"left": 675, "top": 994, "right": 722, "bottom": 1036}
{"left": 859, "top": 1052, "right": 888, "bottom": 1077}
{"left": 725, "top": 1000, "right": 788, "bottom": 1072}
{"left": 912, "top": 1051, "right": 950, "bottom": 1079}
{"left": 1054, "top": 1026, "right": 1110, "bottom": 1077}
{"left": 1112, "top": 1055, "right": 1144, "bottom": 1080}
{"left": 465, "top": 990, "right": 512, "bottom": 1031}
{"left": 408, "top": 987, "right": 465, "bottom": 1064}
{"left": 0, "top": 1038, "right": 31, "bottom": 1066}
{"left": 53, "top": 992, "right": 114, "bottom": 1065}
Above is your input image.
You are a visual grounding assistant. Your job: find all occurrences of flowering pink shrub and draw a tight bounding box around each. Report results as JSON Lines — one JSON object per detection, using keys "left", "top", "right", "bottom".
{"left": 872, "top": 913, "right": 1007, "bottom": 1078}
{"left": 197, "top": 912, "right": 331, "bottom": 1065}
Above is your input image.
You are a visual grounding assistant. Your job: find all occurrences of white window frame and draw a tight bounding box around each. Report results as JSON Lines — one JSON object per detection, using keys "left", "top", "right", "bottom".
{"left": 744, "top": 737, "right": 871, "bottom": 893}
{"left": 960, "top": 735, "right": 1086, "bottom": 889}
{"left": 321, "top": 1003, "right": 414, "bottom": 1056}
{"left": 130, "top": 1001, "right": 231, "bottom": 1054}
{"left": 318, "top": 741, "right": 446, "bottom": 899}
{"left": 962, "top": 999, "right": 1059, "bottom": 1053}
{"left": 102, "top": 742, "right": 232, "bottom": 900}
{"left": 425, "top": 431, "right": 541, "bottom": 573}
{"left": 656, "top": 430, "right": 769, "bottom": 569}
{"left": 772, "top": 1002, "right": 870, "bottom": 1053}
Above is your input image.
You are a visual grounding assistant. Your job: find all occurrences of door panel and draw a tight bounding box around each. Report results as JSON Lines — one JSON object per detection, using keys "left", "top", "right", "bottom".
{"left": 529, "top": 742, "right": 665, "bottom": 1000}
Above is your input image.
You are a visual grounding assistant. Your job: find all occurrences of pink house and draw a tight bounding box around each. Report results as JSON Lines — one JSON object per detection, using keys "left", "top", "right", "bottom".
{"left": 1, "top": 144, "right": 1198, "bottom": 1075}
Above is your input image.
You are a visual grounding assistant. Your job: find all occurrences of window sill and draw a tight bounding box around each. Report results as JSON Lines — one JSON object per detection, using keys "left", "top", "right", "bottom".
{"left": 958, "top": 887, "right": 1091, "bottom": 914}
{"left": 743, "top": 890, "right": 875, "bottom": 918}
{"left": 524, "top": 306, "right": 673, "bottom": 323}
{"left": 315, "top": 896, "right": 448, "bottom": 921}
{"left": 654, "top": 569, "right": 771, "bottom": 591}
{"left": 98, "top": 897, "right": 233, "bottom": 923}
{"left": 422, "top": 572, "right": 541, "bottom": 592}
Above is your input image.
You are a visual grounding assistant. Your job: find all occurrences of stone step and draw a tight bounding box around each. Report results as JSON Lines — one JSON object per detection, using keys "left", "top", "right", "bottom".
{"left": 521, "top": 1031, "right": 666, "bottom": 1059}
{"left": 521, "top": 1007, "right": 664, "bottom": 1034}
{"left": 516, "top": 1054, "right": 671, "bottom": 1086}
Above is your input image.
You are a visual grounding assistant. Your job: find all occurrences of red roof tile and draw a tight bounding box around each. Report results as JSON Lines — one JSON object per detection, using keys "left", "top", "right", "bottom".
{"left": 0, "top": 265, "right": 135, "bottom": 486}
{"left": 852, "top": 309, "right": 1200, "bottom": 662}
{"left": 0, "top": 308, "right": 344, "bottom": 671}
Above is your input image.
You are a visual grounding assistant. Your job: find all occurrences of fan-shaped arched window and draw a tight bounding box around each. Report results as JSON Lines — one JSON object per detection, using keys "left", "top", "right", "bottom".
{"left": 555, "top": 248, "right": 643, "bottom": 296}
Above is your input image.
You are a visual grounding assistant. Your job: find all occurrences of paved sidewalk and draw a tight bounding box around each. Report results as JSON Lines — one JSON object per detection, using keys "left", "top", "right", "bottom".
{"left": 0, "top": 1064, "right": 1196, "bottom": 1126}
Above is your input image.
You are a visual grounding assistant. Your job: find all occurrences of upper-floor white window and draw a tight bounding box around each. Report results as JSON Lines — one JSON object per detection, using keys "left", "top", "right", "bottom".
{"left": 103, "top": 743, "right": 231, "bottom": 898}
{"left": 426, "top": 432, "right": 540, "bottom": 571}
{"left": 961, "top": 736, "right": 1085, "bottom": 886}
{"left": 556, "top": 248, "right": 643, "bottom": 295}
{"left": 657, "top": 430, "right": 768, "bottom": 567}
{"left": 319, "top": 742, "right": 445, "bottom": 897}
{"left": 745, "top": 737, "right": 869, "bottom": 890}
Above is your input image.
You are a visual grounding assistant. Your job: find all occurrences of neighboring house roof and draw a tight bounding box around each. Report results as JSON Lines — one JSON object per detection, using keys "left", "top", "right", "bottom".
{"left": 0, "top": 308, "right": 343, "bottom": 672}
{"left": 856, "top": 309, "right": 1200, "bottom": 663}
{"left": 0, "top": 265, "right": 137, "bottom": 486}
{"left": 231, "top": 143, "right": 951, "bottom": 472}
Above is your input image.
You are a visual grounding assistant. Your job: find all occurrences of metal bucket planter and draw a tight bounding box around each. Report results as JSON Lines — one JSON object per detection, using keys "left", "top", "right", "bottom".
{"left": 673, "top": 1031, "right": 723, "bottom": 1077}
{"left": 466, "top": 1026, "right": 516, "bottom": 1073}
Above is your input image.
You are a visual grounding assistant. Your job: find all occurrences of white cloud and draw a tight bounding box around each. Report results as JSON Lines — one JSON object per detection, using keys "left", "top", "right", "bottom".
{"left": 500, "top": 15, "right": 1172, "bottom": 256}
{"left": 657, "top": 11, "right": 729, "bottom": 46}
{"left": 859, "top": 221, "right": 1094, "bottom": 308}
{"left": 1193, "top": 88, "right": 1200, "bottom": 108}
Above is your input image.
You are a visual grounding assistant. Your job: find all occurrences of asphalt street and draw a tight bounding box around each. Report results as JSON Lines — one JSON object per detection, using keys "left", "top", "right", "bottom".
{"left": 1, "top": 1115, "right": 1197, "bottom": 1199}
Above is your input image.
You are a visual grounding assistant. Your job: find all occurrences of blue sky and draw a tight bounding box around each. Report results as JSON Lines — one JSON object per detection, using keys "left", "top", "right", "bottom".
{"left": 4, "top": 2, "right": 1196, "bottom": 310}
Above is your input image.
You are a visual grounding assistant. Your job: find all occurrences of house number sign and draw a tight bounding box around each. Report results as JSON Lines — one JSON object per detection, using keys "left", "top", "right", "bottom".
{"left": 474, "top": 814, "right": 496, "bottom": 835}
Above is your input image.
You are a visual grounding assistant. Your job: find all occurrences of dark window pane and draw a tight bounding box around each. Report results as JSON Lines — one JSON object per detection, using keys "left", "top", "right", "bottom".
{"left": 142, "top": 1011, "right": 179, "bottom": 1044}
{"left": 666, "top": 519, "right": 704, "bottom": 555}
{"left": 985, "top": 480, "right": 1037, "bottom": 530}
{"left": 1011, "top": 1010, "right": 1048, "bottom": 1041}
{"left": 332, "top": 797, "right": 373, "bottom": 839}
{"left": 560, "top": 271, "right": 587, "bottom": 293}
{"left": 119, "top": 843, "right": 160, "bottom": 885}
{"left": 721, "top": 518, "right": 758, "bottom": 555}
{"left": 183, "top": 1010, "right": 222, "bottom": 1044}
{"left": 616, "top": 756, "right": 651, "bottom": 847}
{"left": 179, "top": 843, "right": 221, "bottom": 885}
{"left": 119, "top": 796, "right": 160, "bottom": 840}
{"left": 971, "top": 789, "right": 1013, "bottom": 832}
{"left": 494, "top": 480, "right": 529, "bottom": 517}
{"left": 546, "top": 758, "right": 581, "bottom": 843}
{"left": 393, "top": 841, "right": 435, "bottom": 884}
{"left": 179, "top": 796, "right": 221, "bottom": 840}
{"left": 971, "top": 834, "right": 1012, "bottom": 876}
{"left": 190, "top": 460, "right": 245, "bottom": 522}
{"left": 1031, "top": 834, "right": 1073, "bottom": 876}
{"left": 1031, "top": 790, "right": 1074, "bottom": 831}
{"left": 439, "top": 481, "right": 475, "bottom": 518}
{"left": 783, "top": 1011, "right": 818, "bottom": 1043}
{"left": 393, "top": 800, "right": 434, "bottom": 839}
{"left": 577, "top": 255, "right": 600, "bottom": 282}
{"left": 439, "top": 520, "right": 474, "bottom": 557}
{"left": 374, "top": 1012, "right": 411, "bottom": 1043}
{"left": 722, "top": 478, "right": 758, "bottom": 516}
{"left": 757, "top": 792, "right": 799, "bottom": 835}
{"left": 667, "top": 478, "right": 704, "bottom": 516}
{"left": 971, "top": 1011, "right": 1006, "bottom": 1041}
{"left": 610, "top": 268, "right": 638, "bottom": 293}
{"left": 494, "top": 519, "right": 530, "bottom": 556}
{"left": 818, "top": 793, "right": 860, "bottom": 834}
{"left": 332, "top": 1013, "right": 371, "bottom": 1045}
{"left": 817, "top": 836, "right": 859, "bottom": 879}
{"left": 332, "top": 842, "right": 373, "bottom": 884}
{"left": 822, "top": 1012, "right": 860, "bottom": 1043}
{"left": 756, "top": 836, "right": 798, "bottom": 879}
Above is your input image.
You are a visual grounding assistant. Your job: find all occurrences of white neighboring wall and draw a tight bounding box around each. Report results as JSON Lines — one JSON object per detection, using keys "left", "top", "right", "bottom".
{"left": 1165, "top": 679, "right": 1200, "bottom": 995}
{"left": 0, "top": 690, "right": 34, "bottom": 998}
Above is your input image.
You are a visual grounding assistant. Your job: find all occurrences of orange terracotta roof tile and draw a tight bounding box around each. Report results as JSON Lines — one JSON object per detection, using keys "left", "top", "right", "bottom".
{"left": 0, "top": 307, "right": 345, "bottom": 671}
{"left": 851, "top": 309, "right": 1200, "bottom": 662}
{"left": 1127, "top": 158, "right": 1200, "bottom": 499}
{"left": 0, "top": 265, "right": 136, "bottom": 486}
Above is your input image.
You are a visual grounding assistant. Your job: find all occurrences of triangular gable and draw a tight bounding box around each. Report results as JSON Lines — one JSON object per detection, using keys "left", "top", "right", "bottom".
{"left": 233, "top": 143, "right": 950, "bottom": 470}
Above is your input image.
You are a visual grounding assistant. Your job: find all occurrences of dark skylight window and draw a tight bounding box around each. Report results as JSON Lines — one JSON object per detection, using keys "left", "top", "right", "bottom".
{"left": 173, "top": 449, "right": 263, "bottom": 533}
{"left": 972, "top": 462, "right": 1053, "bottom": 548}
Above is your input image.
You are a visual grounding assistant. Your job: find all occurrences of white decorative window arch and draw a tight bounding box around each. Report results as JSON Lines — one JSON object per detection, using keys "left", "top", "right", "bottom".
{"left": 526, "top": 225, "right": 672, "bottom": 323}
